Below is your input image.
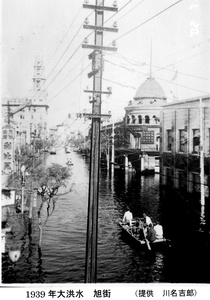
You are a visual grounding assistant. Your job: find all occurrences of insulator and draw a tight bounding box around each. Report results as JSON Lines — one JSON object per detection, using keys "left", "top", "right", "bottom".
{"left": 113, "top": 22, "right": 118, "bottom": 28}
{"left": 84, "top": 37, "right": 88, "bottom": 44}
{"left": 113, "top": 1, "right": 117, "bottom": 7}
{"left": 84, "top": 17, "right": 89, "bottom": 25}
{"left": 112, "top": 40, "right": 116, "bottom": 47}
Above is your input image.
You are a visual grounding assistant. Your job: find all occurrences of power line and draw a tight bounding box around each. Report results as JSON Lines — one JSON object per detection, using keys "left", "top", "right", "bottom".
{"left": 114, "top": 0, "right": 183, "bottom": 43}
{"left": 45, "top": 7, "right": 83, "bottom": 69}
{"left": 104, "top": 55, "right": 210, "bottom": 95}
{"left": 108, "top": 51, "right": 210, "bottom": 82}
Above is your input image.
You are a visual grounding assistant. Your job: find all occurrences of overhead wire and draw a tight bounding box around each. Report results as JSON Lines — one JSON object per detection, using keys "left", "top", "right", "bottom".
{"left": 104, "top": 55, "right": 210, "bottom": 95}
{"left": 113, "top": 0, "right": 183, "bottom": 43}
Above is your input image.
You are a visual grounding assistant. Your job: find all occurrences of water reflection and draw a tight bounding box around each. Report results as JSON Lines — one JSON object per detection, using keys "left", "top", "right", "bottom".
{"left": 2, "top": 149, "right": 210, "bottom": 283}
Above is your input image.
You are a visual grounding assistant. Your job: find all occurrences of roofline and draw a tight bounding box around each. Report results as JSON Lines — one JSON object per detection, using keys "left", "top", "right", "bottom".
{"left": 134, "top": 96, "right": 167, "bottom": 100}
{"left": 163, "top": 94, "right": 210, "bottom": 107}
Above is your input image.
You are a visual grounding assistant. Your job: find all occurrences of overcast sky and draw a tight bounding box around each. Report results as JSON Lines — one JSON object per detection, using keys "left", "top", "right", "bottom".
{"left": 2, "top": 0, "right": 210, "bottom": 129}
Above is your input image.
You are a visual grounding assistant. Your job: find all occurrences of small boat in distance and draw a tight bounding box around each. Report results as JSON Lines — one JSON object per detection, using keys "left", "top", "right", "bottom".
{"left": 118, "top": 220, "right": 170, "bottom": 250}
{"left": 50, "top": 147, "right": 56, "bottom": 155}
{"left": 66, "top": 158, "right": 73, "bottom": 166}
{"left": 65, "top": 146, "right": 71, "bottom": 153}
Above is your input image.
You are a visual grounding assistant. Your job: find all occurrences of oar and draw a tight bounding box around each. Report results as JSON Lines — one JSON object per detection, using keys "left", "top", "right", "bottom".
{"left": 142, "top": 226, "right": 151, "bottom": 251}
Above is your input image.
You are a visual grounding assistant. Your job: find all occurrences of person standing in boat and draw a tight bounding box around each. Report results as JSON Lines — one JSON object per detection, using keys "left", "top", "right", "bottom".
{"left": 154, "top": 223, "right": 163, "bottom": 239}
{"left": 146, "top": 223, "right": 156, "bottom": 243}
{"left": 143, "top": 213, "right": 152, "bottom": 226}
{"left": 123, "top": 206, "right": 133, "bottom": 226}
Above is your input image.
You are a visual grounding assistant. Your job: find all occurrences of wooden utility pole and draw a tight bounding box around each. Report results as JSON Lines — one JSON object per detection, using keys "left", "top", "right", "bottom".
{"left": 7, "top": 101, "right": 11, "bottom": 124}
{"left": 111, "top": 121, "right": 115, "bottom": 175}
{"left": 82, "top": 0, "right": 118, "bottom": 283}
{"left": 199, "top": 98, "right": 205, "bottom": 206}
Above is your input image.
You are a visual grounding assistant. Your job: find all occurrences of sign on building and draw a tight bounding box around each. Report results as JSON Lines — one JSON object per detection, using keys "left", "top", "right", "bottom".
{"left": 141, "top": 130, "right": 154, "bottom": 144}
{"left": 1, "top": 189, "right": 16, "bottom": 206}
{"left": 2, "top": 125, "right": 15, "bottom": 175}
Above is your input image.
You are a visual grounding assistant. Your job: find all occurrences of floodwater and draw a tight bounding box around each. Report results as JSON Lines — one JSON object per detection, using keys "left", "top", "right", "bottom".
{"left": 2, "top": 149, "right": 210, "bottom": 283}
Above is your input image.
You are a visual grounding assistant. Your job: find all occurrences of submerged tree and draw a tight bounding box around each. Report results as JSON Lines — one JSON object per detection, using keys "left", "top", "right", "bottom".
{"left": 33, "top": 163, "right": 71, "bottom": 246}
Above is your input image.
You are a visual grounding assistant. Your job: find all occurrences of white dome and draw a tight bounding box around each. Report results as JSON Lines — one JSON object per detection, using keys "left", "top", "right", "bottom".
{"left": 134, "top": 77, "right": 166, "bottom": 100}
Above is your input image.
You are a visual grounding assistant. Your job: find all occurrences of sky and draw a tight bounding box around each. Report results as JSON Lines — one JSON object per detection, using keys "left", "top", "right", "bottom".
{"left": 2, "top": 0, "right": 210, "bottom": 130}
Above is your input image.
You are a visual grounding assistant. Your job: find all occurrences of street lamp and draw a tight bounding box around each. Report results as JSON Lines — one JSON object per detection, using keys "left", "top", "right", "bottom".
{"left": 21, "top": 165, "right": 26, "bottom": 214}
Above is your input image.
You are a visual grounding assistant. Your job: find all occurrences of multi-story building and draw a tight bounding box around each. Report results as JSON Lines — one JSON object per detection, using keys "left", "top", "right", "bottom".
{"left": 125, "top": 76, "right": 167, "bottom": 153}
{"left": 2, "top": 57, "right": 49, "bottom": 150}
{"left": 160, "top": 95, "right": 210, "bottom": 201}
{"left": 101, "top": 75, "right": 167, "bottom": 172}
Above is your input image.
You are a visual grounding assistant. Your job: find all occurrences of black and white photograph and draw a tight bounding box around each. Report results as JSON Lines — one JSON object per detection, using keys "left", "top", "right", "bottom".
{"left": 1, "top": 0, "right": 210, "bottom": 297}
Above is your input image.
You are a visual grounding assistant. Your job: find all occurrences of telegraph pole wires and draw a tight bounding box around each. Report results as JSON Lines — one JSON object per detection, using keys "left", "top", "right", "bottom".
{"left": 82, "top": 0, "right": 118, "bottom": 283}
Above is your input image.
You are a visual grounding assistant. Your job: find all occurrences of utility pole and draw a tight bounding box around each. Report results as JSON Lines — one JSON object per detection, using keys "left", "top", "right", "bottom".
{"left": 7, "top": 101, "right": 11, "bottom": 124}
{"left": 111, "top": 120, "right": 115, "bottom": 175}
{"left": 199, "top": 98, "right": 205, "bottom": 207}
{"left": 82, "top": 0, "right": 118, "bottom": 283}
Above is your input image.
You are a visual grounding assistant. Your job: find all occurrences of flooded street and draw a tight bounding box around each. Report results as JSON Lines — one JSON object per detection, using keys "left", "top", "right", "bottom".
{"left": 2, "top": 149, "right": 210, "bottom": 283}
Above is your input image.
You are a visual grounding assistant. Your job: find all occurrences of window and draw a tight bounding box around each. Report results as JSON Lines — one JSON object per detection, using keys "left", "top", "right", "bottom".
{"left": 192, "top": 173, "right": 200, "bottom": 193}
{"left": 131, "top": 115, "right": 136, "bottom": 124}
{"left": 141, "top": 131, "right": 154, "bottom": 144}
{"left": 145, "top": 115, "right": 150, "bottom": 124}
{"left": 193, "top": 129, "right": 200, "bottom": 153}
{"left": 179, "top": 129, "right": 187, "bottom": 152}
{"left": 166, "top": 168, "right": 173, "bottom": 186}
{"left": 179, "top": 171, "right": 187, "bottom": 191}
{"left": 167, "top": 130, "right": 172, "bottom": 151}
{"left": 127, "top": 115, "right": 130, "bottom": 124}
{"left": 138, "top": 115, "right": 142, "bottom": 124}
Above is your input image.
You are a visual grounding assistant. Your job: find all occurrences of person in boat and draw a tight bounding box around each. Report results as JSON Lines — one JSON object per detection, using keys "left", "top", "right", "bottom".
{"left": 146, "top": 223, "right": 156, "bottom": 243}
{"left": 122, "top": 206, "right": 133, "bottom": 226}
{"left": 143, "top": 213, "right": 153, "bottom": 226}
{"left": 154, "top": 223, "right": 163, "bottom": 239}
{"left": 132, "top": 220, "right": 141, "bottom": 237}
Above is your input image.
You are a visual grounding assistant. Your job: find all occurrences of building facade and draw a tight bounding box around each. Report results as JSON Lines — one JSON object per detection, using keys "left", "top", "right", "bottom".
{"left": 2, "top": 57, "right": 49, "bottom": 150}
{"left": 125, "top": 77, "right": 167, "bottom": 153}
{"left": 160, "top": 95, "right": 210, "bottom": 201}
{"left": 101, "top": 76, "right": 167, "bottom": 172}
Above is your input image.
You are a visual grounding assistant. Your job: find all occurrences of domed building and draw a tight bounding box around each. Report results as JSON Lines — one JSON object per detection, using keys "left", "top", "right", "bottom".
{"left": 101, "top": 75, "right": 167, "bottom": 173}
{"left": 125, "top": 76, "right": 167, "bottom": 153}
{"left": 117, "top": 76, "right": 167, "bottom": 173}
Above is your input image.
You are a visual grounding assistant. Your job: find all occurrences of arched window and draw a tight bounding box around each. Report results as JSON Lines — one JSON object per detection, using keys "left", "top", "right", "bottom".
{"left": 132, "top": 115, "right": 136, "bottom": 124}
{"left": 145, "top": 115, "right": 150, "bottom": 124}
{"left": 127, "top": 115, "right": 130, "bottom": 124}
{"left": 138, "top": 115, "right": 142, "bottom": 124}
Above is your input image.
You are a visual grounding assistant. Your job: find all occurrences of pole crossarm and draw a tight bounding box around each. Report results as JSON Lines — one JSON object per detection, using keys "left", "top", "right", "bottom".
{"left": 84, "top": 89, "right": 112, "bottom": 95}
{"left": 82, "top": 44, "right": 117, "bottom": 52}
{"left": 83, "top": 4, "right": 118, "bottom": 12}
{"left": 88, "top": 69, "right": 99, "bottom": 78}
{"left": 83, "top": 24, "right": 118, "bottom": 32}
{"left": 83, "top": 113, "right": 111, "bottom": 119}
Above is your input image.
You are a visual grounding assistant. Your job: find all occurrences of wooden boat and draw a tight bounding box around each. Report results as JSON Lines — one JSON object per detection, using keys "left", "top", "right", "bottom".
{"left": 66, "top": 159, "right": 73, "bottom": 166}
{"left": 118, "top": 220, "right": 170, "bottom": 250}
{"left": 50, "top": 148, "right": 56, "bottom": 155}
{"left": 65, "top": 146, "right": 71, "bottom": 153}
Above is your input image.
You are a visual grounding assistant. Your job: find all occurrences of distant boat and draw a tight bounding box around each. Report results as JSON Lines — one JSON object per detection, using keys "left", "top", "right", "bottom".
{"left": 66, "top": 158, "right": 73, "bottom": 166}
{"left": 65, "top": 146, "right": 71, "bottom": 153}
{"left": 50, "top": 148, "right": 56, "bottom": 155}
